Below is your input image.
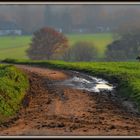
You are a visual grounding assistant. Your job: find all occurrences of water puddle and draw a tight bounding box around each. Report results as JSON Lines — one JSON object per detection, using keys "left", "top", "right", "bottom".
{"left": 59, "top": 71, "right": 114, "bottom": 93}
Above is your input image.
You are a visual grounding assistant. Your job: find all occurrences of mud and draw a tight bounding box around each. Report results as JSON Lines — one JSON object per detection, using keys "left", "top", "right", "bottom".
{"left": 0, "top": 65, "right": 140, "bottom": 136}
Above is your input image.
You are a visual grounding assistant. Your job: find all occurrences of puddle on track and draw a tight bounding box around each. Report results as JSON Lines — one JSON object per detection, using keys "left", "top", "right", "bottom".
{"left": 57, "top": 70, "right": 140, "bottom": 115}
{"left": 59, "top": 71, "right": 114, "bottom": 93}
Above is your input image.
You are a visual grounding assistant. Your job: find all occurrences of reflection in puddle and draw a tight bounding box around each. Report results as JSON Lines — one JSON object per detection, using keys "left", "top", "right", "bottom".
{"left": 59, "top": 71, "right": 114, "bottom": 93}
{"left": 95, "top": 84, "right": 113, "bottom": 92}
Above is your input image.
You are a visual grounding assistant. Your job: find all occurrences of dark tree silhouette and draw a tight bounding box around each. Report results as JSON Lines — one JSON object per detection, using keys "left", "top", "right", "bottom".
{"left": 136, "top": 56, "right": 140, "bottom": 61}
{"left": 27, "top": 27, "right": 68, "bottom": 60}
{"left": 106, "top": 32, "right": 140, "bottom": 61}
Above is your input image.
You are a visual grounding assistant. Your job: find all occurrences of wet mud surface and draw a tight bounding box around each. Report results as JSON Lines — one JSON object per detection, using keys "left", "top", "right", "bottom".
{"left": 0, "top": 65, "right": 140, "bottom": 136}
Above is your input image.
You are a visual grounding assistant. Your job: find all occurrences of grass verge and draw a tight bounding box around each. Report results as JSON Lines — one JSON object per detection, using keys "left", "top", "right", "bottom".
{"left": 0, "top": 64, "right": 29, "bottom": 123}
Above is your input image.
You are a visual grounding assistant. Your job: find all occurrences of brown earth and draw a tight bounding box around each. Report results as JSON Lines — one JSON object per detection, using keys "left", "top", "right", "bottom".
{"left": 0, "top": 65, "right": 140, "bottom": 136}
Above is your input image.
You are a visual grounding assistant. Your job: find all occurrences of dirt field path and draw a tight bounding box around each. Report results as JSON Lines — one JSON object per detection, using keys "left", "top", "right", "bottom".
{"left": 0, "top": 65, "right": 140, "bottom": 136}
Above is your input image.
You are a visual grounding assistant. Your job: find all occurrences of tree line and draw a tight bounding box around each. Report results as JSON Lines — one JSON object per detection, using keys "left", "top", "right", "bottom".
{"left": 27, "top": 26, "right": 140, "bottom": 62}
{"left": 27, "top": 27, "right": 98, "bottom": 62}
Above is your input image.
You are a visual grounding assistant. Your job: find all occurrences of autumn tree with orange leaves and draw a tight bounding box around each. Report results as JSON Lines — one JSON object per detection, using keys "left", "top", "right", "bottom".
{"left": 27, "top": 27, "right": 68, "bottom": 60}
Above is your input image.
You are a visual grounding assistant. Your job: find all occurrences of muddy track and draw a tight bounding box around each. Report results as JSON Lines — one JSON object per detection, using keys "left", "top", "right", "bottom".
{"left": 0, "top": 65, "right": 140, "bottom": 136}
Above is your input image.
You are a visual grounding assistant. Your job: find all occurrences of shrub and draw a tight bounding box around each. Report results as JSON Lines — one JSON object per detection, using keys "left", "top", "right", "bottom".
{"left": 62, "top": 41, "right": 98, "bottom": 62}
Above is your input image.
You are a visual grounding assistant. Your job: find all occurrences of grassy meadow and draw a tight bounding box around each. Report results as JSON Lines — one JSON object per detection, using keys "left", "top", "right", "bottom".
{"left": 0, "top": 36, "right": 31, "bottom": 59}
{"left": 0, "top": 33, "right": 113, "bottom": 60}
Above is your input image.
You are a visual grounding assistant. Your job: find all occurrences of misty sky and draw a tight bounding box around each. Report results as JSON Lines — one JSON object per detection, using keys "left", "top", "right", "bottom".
{"left": 0, "top": 4, "right": 140, "bottom": 33}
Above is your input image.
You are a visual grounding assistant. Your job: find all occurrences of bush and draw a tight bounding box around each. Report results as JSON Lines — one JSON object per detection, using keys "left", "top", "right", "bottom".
{"left": 62, "top": 41, "right": 98, "bottom": 62}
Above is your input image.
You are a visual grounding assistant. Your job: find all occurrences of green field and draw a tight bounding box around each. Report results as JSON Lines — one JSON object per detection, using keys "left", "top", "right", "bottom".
{"left": 0, "top": 36, "right": 31, "bottom": 59}
{"left": 4, "top": 59, "right": 140, "bottom": 110}
{"left": 0, "top": 64, "right": 29, "bottom": 123}
{"left": 0, "top": 33, "right": 113, "bottom": 60}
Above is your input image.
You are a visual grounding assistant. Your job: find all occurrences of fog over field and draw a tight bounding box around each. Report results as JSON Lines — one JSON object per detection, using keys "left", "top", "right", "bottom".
{"left": 0, "top": 4, "right": 140, "bottom": 34}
